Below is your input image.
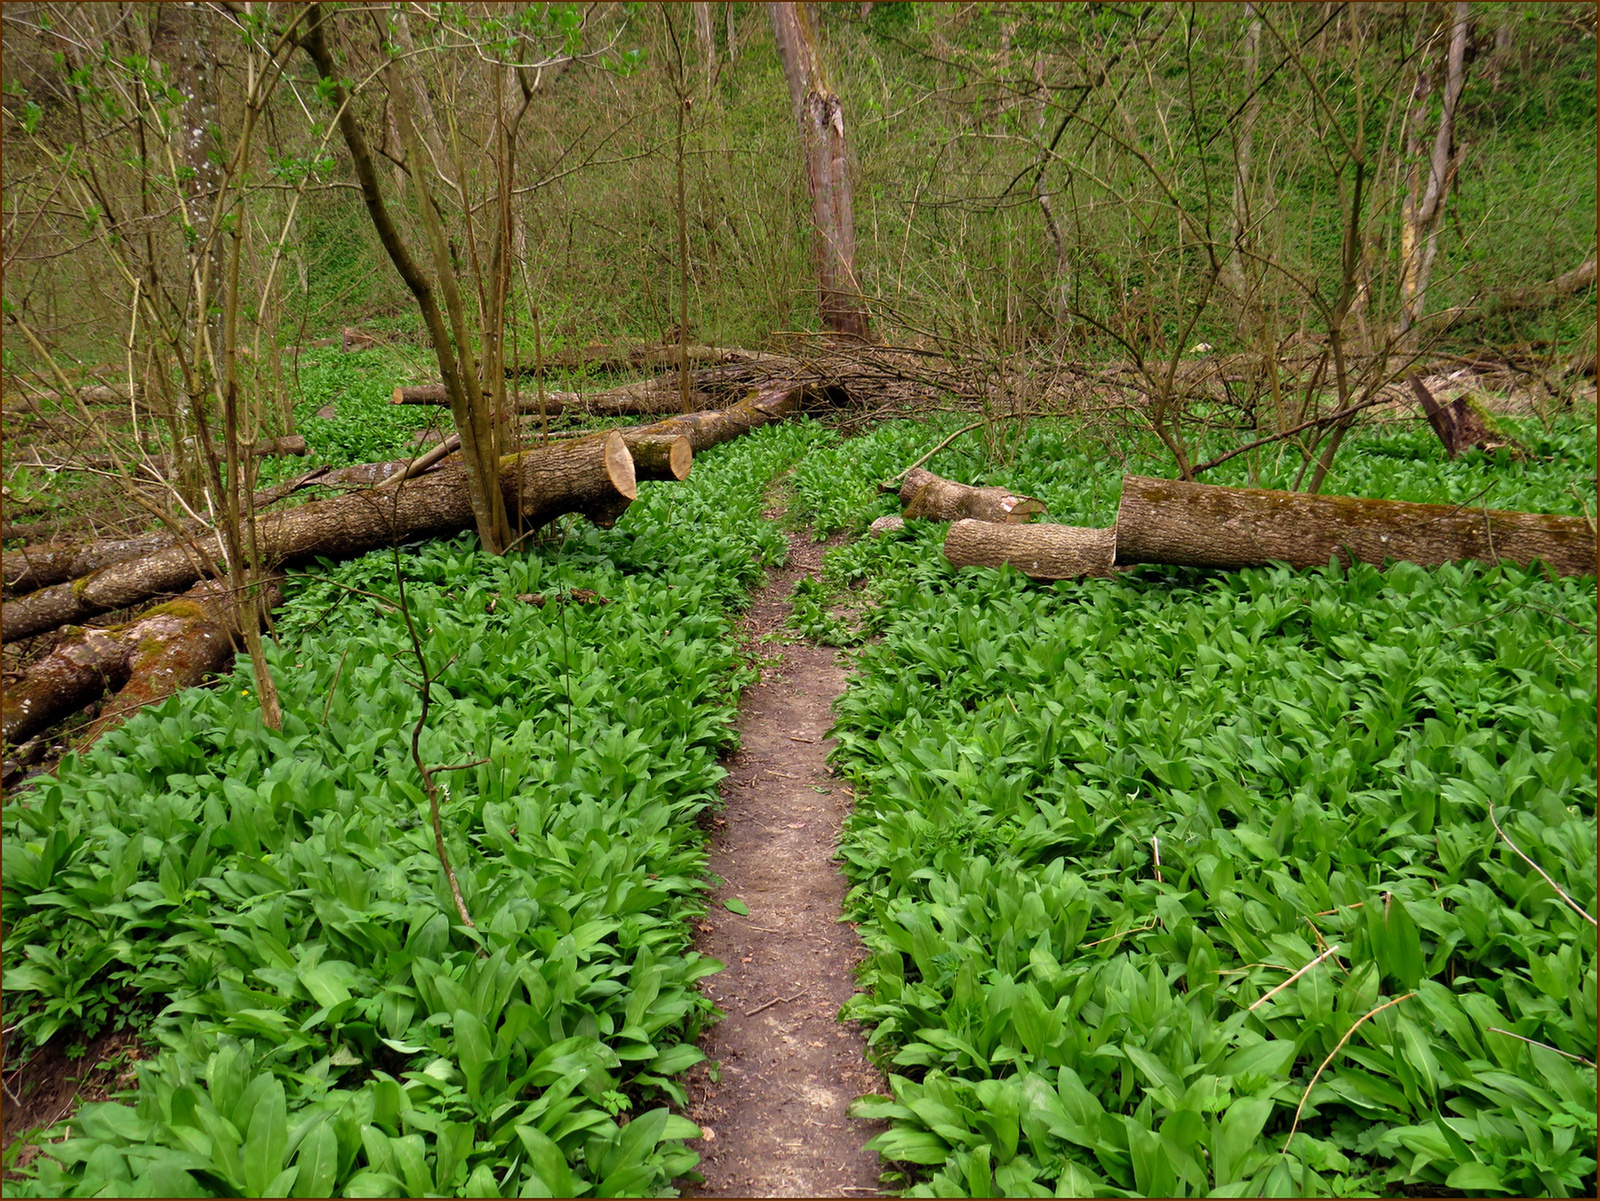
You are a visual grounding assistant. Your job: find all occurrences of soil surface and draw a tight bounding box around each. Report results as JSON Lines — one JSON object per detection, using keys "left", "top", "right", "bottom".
{"left": 682, "top": 526, "right": 888, "bottom": 1198}
{"left": 0, "top": 1027, "right": 147, "bottom": 1178}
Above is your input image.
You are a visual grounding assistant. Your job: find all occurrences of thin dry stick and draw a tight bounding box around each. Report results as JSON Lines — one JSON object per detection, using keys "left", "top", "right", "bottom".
{"left": 1315, "top": 901, "right": 1365, "bottom": 917}
{"left": 747, "top": 990, "right": 806, "bottom": 1017}
{"left": 320, "top": 648, "right": 349, "bottom": 725}
{"left": 1083, "top": 920, "right": 1157, "bottom": 948}
{"left": 887, "top": 420, "right": 986, "bottom": 483}
{"left": 1485, "top": 1027, "right": 1596, "bottom": 1067}
{"left": 1283, "top": 993, "right": 1415, "bottom": 1151}
{"left": 1151, "top": 835, "right": 1162, "bottom": 883}
{"left": 1489, "top": 805, "right": 1597, "bottom": 926}
{"left": 1249, "top": 944, "right": 1341, "bottom": 1012}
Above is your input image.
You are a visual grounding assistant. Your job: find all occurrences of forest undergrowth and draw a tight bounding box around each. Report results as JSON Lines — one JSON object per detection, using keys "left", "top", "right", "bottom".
{"left": 1, "top": 422, "right": 831, "bottom": 1198}
{"left": 784, "top": 413, "right": 1598, "bottom": 1197}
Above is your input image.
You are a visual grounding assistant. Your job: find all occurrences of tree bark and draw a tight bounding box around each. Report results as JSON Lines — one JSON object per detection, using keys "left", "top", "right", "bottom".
{"left": 1, "top": 432, "right": 637, "bottom": 643}
{"left": 944, "top": 520, "right": 1118, "bottom": 580}
{"left": 896, "top": 467, "right": 1047, "bottom": 523}
{"left": 1407, "top": 374, "right": 1500, "bottom": 459}
{"left": 768, "top": 3, "right": 872, "bottom": 341}
{"left": 2, "top": 384, "right": 139, "bottom": 412}
{"left": 1114, "top": 475, "right": 1596, "bottom": 575}
{"left": 18, "top": 437, "right": 308, "bottom": 473}
{"left": 2, "top": 576, "right": 283, "bottom": 749}
{"left": 621, "top": 381, "right": 808, "bottom": 453}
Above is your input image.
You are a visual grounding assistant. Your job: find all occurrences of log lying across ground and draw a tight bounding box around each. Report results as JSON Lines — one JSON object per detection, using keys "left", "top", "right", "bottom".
{"left": 944, "top": 520, "right": 1119, "bottom": 580}
{"left": 393, "top": 356, "right": 792, "bottom": 413}
{"left": 896, "top": 468, "right": 1047, "bottom": 523}
{"left": 2, "top": 459, "right": 427, "bottom": 595}
{"left": 1, "top": 576, "right": 283, "bottom": 750}
{"left": 1114, "top": 476, "right": 1597, "bottom": 575}
{"left": 1, "top": 383, "right": 807, "bottom": 646}
{"left": 0, "top": 433, "right": 634, "bottom": 644}
{"left": 17, "top": 436, "right": 309, "bottom": 473}
{"left": 2, "top": 383, "right": 136, "bottom": 413}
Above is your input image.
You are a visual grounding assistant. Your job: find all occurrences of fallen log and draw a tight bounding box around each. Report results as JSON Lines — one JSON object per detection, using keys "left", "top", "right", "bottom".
{"left": 2, "top": 383, "right": 136, "bottom": 413}
{"left": 538, "top": 344, "right": 756, "bottom": 371}
{"left": 1114, "top": 475, "right": 1597, "bottom": 575}
{"left": 394, "top": 379, "right": 714, "bottom": 416}
{"left": 1, "top": 384, "right": 809, "bottom": 644}
{"left": 394, "top": 356, "right": 798, "bottom": 414}
{"left": 17, "top": 436, "right": 309, "bottom": 473}
{"left": 1, "top": 432, "right": 637, "bottom": 644}
{"left": 2, "top": 576, "right": 283, "bottom": 749}
{"left": 622, "top": 381, "right": 808, "bottom": 453}
{"left": 2, "top": 462, "right": 397, "bottom": 595}
{"left": 944, "top": 520, "right": 1118, "bottom": 580}
{"left": 896, "top": 467, "right": 1047, "bottom": 523}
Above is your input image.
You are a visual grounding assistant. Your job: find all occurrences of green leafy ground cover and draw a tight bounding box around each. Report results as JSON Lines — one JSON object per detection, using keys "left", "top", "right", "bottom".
{"left": 1, "top": 421, "right": 830, "bottom": 1197}
{"left": 786, "top": 415, "right": 1598, "bottom": 1196}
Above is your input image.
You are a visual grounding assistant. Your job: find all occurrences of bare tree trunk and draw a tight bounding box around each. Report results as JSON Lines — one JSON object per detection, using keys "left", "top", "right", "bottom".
{"left": 1226, "top": 3, "right": 1262, "bottom": 343}
{"left": 767, "top": 2, "right": 872, "bottom": 341}
{"left": 1398, "top": 2, "right": 1471, "bottom": 346}
{"left": 695, "top": 2, "right": 717, "bottom": 91}
{"left": 148, "top": 2, "right": 221, "bottom": 506}
{"left": 302, "top": 5, "right": 511, "bottom": 553}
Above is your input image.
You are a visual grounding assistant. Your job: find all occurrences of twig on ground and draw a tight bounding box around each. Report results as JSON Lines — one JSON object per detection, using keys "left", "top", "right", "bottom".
{"left": 321, "top": 648, "right": 349, "bottom": 725}
{"left": 1489, "top": 805, "right": 1597, "bottom": 926}
{"left": 1283, "top": 993, "right": 1415, "bottom": 1151}
{"left": 1248, "top": 944, "right": 1341, "bottom": 1011}
{"left": 886, "top": 420, "right": 986, "bottom": 484}
{"left": 746, "top": 990, "right": 806, "bottom": 1017}
{"left": 1486, "top": 1027, "right": 1596, "bottom": 1066}
{"left": 1083, "top": 920, "right": 1157, "bottom": 948}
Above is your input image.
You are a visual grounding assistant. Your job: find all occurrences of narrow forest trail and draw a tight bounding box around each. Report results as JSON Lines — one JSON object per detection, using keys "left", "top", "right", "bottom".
{"left": 682, "top": 523, "right": 887, "bottom": 1198}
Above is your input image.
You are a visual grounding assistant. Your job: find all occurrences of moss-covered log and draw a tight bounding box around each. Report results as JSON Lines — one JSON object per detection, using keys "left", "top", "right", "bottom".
{"left": 1, "top": 432, "right": 637, "bottom": 643}
{"left": 1114, "top": 475, "right": 1597, "bottom": 575}
{"left": 944, "top": 520, "right": 1118, "bottom": 580}
{"left": 898, "top": 467, "right": 1047, "bottom": 523}
{"left": 2, "top": 577, "right": 283, "bottom": 749}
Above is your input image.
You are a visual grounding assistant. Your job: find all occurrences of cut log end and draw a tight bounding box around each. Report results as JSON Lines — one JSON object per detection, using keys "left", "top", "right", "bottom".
{"left": 605, "top": 430, "right": 638, "bottom": 501}
{"left": 624, "top": 433, "right": 694, "bottom": 482}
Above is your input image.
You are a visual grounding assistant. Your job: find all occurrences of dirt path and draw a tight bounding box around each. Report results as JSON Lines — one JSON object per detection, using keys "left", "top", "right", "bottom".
{"left": 683, "top": 529, "right": 887, "bottom": 1198}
